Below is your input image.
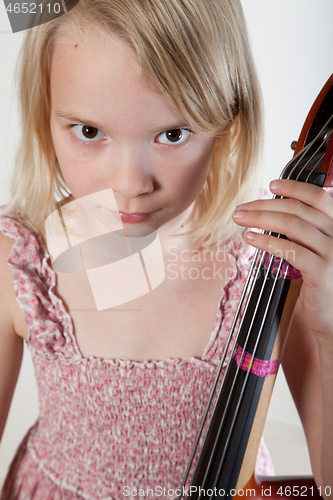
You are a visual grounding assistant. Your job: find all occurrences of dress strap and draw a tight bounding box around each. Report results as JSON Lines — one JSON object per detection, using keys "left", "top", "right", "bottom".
{"left": 0, "top": 209, "right": 82, "bottom": 362}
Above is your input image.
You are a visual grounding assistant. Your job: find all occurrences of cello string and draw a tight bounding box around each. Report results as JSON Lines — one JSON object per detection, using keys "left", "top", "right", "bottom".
{"left": 198, "top": 256, "right": 275, "bottom": 498}
{"left": 181, "top": 123, "right": 332, "bottom": 493}
{"left": 178, "top": 246, "right": 264, "bottom": 495}
{"left": 210, "top": 258, "right": 284, "bottom": 494}
{"left": 304, "top": 130, "right": 332, "bottom": 183}
{"left": 207, "top": 132, "right": 329, "bottom": 496}
{"left": 279, "top": 113, "right": 333, "bottom": 180}
{"left": 273, "top": 119, "right": 332, "bottom": 224}
{"left": 189, "top": 197, "right": 303, "bottom": 496}
{"left": 299, "top": 130, "right": 332, "bottom": 180}
{"left": 196, "top": 222, "right": 299, "bottom": 494}
{"left": 279, "top": 136, "right": 320, "bottom": 178}
{"left": 180, "top": 114, "right": 332, "bottom": 498}
{"left": 204, "top": 132, "right": 329, "bottom": 496}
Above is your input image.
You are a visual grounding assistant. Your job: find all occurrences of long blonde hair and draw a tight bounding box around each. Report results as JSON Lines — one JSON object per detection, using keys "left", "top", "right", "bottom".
{"left": 6, "top": 0, "right": 262, "bottom": 247}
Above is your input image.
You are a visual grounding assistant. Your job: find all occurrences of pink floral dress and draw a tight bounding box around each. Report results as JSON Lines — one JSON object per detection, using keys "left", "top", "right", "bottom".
{"left": 0, "top": 211, "right": 274, "bottom": 500}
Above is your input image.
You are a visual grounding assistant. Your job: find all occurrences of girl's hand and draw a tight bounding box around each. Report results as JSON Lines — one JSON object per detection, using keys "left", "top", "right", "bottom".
{"left": 232, "top": 179, "right": 333, "bottom": 344}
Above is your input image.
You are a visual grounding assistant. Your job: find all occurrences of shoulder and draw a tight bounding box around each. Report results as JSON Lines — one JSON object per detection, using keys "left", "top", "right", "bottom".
{"left": 0, "top": 230, "right": 15, "bottom": 291}
{"left": 0, "top": 229, "right": 14, "bottom": 256}
{"left": 0, "top": 232, "right": 18, "bottom": 336}
{"left": 0, "top": 223, "right": 29, "bottom": 340}
{"left": 0, "top": 231, "right": 24, "bottom": 441}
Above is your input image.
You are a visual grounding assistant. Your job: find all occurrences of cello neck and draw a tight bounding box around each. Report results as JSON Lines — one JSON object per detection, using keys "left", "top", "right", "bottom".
{"left": 189, "top": 262, "right": 302, "bottom": 497}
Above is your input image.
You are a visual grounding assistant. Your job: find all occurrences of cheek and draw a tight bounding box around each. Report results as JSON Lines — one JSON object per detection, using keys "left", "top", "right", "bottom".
{"left": 51, "top": 124, "right": 100, "bottom": 197}
{"left": 170, "top": 142, "right": 214, "bottom": 199}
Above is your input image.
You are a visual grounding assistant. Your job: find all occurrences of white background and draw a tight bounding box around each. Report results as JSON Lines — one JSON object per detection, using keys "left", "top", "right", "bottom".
{"left": 0, "top": 0, "right": 332, "bottom": 485}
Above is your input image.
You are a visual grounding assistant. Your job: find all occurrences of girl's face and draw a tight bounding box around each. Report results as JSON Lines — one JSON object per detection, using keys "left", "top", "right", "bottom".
{"left": 50, "top": 28, "right": 218, "bottom": 230}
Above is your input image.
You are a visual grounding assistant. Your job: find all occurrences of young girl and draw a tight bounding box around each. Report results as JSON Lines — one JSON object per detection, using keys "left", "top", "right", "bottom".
{"left": 0, "top": 0, "right": 332, "bottom": 498}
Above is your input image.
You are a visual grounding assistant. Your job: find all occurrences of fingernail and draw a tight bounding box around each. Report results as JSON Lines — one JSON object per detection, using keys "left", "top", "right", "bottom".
{"left": 236, "top": 203, "right": 247, "bottom": 210}
{"left": 270, "top": 180, "right": 282, "bottom": 191}
{"left": 245, "top": 231, "right": 256, "bottom": 240}
{"left": 233, "top": 210, "right": 246, "bottom": 218}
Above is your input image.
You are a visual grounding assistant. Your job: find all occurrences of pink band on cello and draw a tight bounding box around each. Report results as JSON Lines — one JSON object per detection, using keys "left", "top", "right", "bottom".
{"left": 233, "top": 344, "right": 280, "bottom": 377}
{"left": 263, "top": 253, "right": 302, "bottom": 280}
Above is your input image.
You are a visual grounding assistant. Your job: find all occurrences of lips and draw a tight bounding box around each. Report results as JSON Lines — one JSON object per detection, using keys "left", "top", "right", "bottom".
{"left": 111, "top": 210, "right": 156, "bottom": 223}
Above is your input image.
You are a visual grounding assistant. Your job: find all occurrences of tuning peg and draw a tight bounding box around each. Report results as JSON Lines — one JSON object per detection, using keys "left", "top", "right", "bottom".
{"left": 290, "top": 141, "right": 297, "bottom": 150}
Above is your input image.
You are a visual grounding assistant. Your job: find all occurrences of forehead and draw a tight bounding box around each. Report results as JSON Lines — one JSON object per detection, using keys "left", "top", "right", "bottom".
{"left": 50, "top": 26, "right": 185, "bottom": 132}
{"left": 51, "top": 27, "right": 144, "bottom": 99}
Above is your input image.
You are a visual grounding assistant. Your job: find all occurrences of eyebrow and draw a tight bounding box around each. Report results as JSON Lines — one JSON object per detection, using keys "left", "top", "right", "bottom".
{"left": 56, "top": 111, "right": 103, "bottom": 129}
{"left": 56, "top": 110, "right": 193, "bottom": 133}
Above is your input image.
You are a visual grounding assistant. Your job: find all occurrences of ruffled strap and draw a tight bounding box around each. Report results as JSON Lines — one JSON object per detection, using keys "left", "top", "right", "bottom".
{"left": 0, "top": 210, "right": 81, "bottom": 362}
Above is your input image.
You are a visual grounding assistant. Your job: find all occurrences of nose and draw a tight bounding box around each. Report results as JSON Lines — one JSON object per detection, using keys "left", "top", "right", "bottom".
{"left": 107, "top": 146, "right": 155, "bottom": 199}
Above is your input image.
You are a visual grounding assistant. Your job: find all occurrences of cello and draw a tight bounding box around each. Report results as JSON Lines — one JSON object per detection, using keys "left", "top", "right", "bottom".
{"left": 179, "top": 75, "right": 333, "bottom": 499}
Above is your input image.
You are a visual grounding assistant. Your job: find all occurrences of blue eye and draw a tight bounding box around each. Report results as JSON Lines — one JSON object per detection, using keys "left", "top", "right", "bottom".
{"left": 73, "top": 125, "right": 105, "bottom": 142}
{"left": 156, "top": 129, "right": 191, "bottom": 145}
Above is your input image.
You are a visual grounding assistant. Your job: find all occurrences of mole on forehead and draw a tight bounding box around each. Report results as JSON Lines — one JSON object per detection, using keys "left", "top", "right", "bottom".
{"left": 53, "top": 20, "right": 100, "bottom": 47}
{"left": 53, "top": 27, "right": 130, "bottom": 57}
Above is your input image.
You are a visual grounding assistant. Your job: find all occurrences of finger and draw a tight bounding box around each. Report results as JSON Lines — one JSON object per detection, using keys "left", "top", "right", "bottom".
{"left": 235, "top": 197, "right": 333, "bottom": 238}
{"left": 269, "top": 179, "right": 333, "bottom": 219}
{"left": 232, "top": 209, "right": 330, "bottom": 257}
{"left": 244, "top": 230, "right": 322, "bottom": 282}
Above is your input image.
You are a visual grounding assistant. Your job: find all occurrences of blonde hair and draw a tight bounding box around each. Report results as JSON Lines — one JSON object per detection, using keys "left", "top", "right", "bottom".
{"left": 6, "top": 0, "right": 262, "bottom": 247}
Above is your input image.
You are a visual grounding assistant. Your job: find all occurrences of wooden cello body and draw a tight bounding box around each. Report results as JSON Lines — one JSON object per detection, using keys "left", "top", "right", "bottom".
{"left": 180, "top": 75, "right": 333, "bottom": 499}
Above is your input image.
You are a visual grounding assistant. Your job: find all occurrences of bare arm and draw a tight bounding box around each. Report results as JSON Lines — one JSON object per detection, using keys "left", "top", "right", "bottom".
{"left": 0, "top": 232, "right": 23, "bottom": 442}
{"left": 283, "top": 302, "right": 333, "bottom": 497}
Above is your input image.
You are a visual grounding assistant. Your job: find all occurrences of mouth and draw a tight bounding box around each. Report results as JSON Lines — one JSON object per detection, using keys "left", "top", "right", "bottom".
{"left": 110, "top": 210, "right": 158, "bottom": 223}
